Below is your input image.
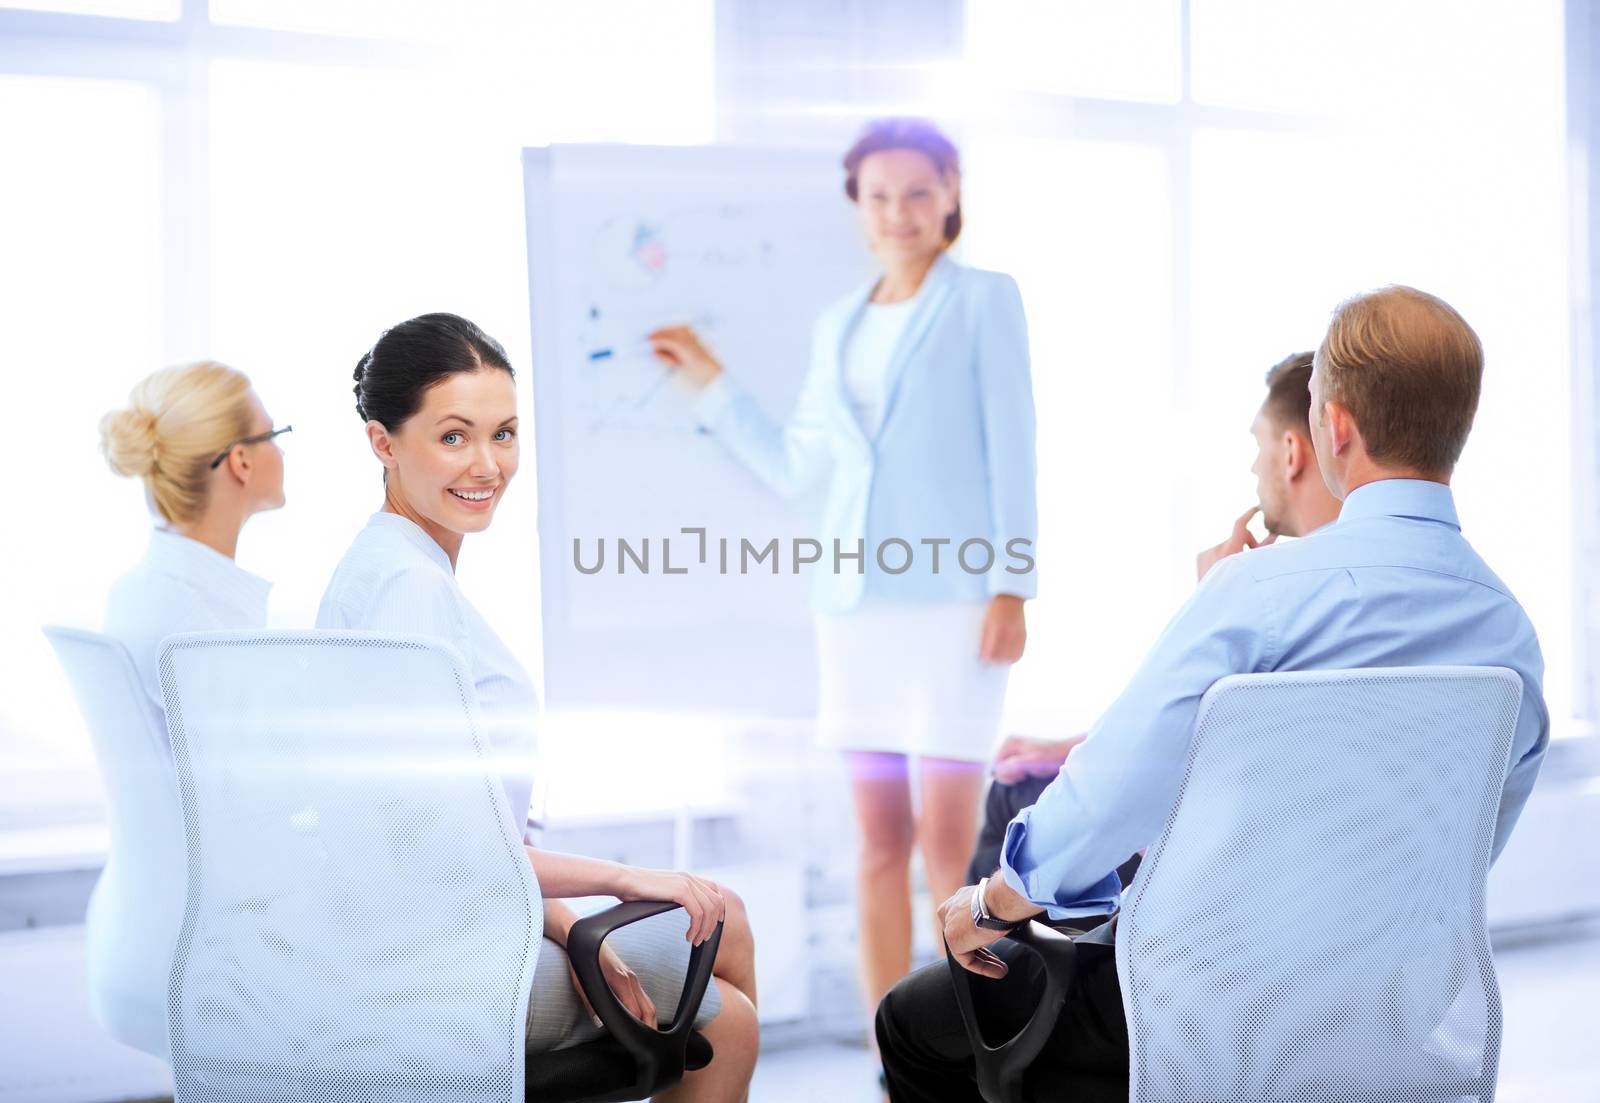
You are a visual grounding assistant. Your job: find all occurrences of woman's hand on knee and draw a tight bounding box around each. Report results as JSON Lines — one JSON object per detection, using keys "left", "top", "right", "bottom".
{"left": 570, "top": 944, "right": 658, "bottom": 1028}
{"left": 711, "top": 882, "right": 747, "bottom": 927}
{"left": 615, "top": 867, "right": 726, "bottom": 945}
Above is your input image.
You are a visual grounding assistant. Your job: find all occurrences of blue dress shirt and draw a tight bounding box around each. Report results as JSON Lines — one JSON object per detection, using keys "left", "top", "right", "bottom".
{"left": 1000, "top": 479, "right": 1549, "bottom": 918}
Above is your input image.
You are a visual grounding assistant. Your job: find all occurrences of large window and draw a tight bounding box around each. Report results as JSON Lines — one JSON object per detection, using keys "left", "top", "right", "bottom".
{"left": 964, "top": 137, "right": 1180, "bottom": 732}
{"left": 0, "top": 0, "right": 1583, "bottom": 842}
{"left": 963, "top": 0, "right": 1576, "bottom": 737}
{"left": 0, "top": 0, "right": 715, "bottom": 833}
{"left": 0, "top": 72, "right": 164, "bottom": 822}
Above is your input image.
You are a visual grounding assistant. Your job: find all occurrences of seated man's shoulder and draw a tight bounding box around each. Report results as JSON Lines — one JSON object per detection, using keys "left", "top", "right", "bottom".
{"left": 1229, "top": 521, "right": 1522, "bottom": 609}
{"left": 1228, "top": 528, "right": 1345, "bottom": 583}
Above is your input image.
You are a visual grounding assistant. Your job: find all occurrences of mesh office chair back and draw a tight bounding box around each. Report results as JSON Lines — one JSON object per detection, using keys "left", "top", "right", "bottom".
{"left": 158, "top": 630, "right": 542, "bottom": 1103}
{"left": 43, "top": 626, "right": 186, "bottom": 1057}
{"left": 1117, "top": 666, "right": 1522, "bottom": 1103}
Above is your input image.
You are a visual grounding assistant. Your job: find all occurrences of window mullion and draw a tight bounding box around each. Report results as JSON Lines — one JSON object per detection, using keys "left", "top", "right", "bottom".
{"left": 157, "top": 32, "right": 207, "bottom": 359}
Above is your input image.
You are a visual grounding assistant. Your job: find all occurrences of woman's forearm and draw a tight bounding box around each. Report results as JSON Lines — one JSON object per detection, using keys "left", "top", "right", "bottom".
{"left": 525, "top": 847, "right": 631, "bottom": 900}
{"left": 543, "top": 898, "right": 578, "bottom": 946}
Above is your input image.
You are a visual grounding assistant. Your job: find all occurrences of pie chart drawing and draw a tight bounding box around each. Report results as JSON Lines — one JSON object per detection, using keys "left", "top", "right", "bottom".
{"left": 594, "top": 217, "right": 668, "bottom": 293}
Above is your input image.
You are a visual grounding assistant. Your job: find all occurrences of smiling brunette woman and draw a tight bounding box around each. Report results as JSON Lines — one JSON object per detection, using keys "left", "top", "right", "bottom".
{"left": 317, "top": 313, "right": 757, "bottom": 1100}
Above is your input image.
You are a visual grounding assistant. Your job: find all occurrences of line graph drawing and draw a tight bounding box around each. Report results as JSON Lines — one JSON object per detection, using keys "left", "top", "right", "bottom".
{"left": 552, "top": 187, "right": 851, "bottom": 440}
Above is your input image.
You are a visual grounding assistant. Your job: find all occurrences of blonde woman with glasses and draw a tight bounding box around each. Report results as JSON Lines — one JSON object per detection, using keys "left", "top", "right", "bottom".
{"left": 86, "top": 360, "right": 288, "bottom": 1058}
{"left": 100, "top": 360, "right": 289, "bottom": 722}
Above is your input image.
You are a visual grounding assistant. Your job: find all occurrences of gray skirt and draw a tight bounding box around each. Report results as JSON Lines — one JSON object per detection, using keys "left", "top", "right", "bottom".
{"left": 526, "top": 908, "right": 723, "bottom": 1052}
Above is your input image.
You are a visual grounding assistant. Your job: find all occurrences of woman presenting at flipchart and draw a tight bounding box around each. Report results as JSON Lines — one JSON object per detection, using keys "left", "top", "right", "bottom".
{"left": 650, "top": 117, "right": 1037, "bottom": 1036}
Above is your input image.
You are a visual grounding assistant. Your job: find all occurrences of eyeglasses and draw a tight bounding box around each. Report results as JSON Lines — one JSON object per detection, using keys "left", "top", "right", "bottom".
{"left": 209, "top": 425, "right": 293, "bottom": 469}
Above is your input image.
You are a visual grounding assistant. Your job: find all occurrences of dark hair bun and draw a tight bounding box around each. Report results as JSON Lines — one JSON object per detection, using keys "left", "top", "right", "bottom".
{"left": 352, "top": 350, "right": 373, "bottom": 421}
{"left": 350, "top": 313, "right": 513, "bottom": 430}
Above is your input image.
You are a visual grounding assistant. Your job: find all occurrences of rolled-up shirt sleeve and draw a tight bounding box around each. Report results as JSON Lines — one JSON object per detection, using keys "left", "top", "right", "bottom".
{"left": 999, "top": 555, "right": 1275, "bottom": 916}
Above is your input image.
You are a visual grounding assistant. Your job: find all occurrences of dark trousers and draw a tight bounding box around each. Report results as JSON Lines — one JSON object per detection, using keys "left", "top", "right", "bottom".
{"left": 878, "top": 776, "right": 1141, "bottom": 1100}
{"left": 875, "top": 925, "right": 1128, "bottom": 1102}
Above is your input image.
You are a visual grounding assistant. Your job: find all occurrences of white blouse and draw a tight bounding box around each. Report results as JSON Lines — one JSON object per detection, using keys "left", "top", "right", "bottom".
{"left": 93, "top": 528, "right": 271, "bottom": 1058}
{"left": 316, "top": 512, "right": 539, "bottom": 838}
{"left": 104, "top": 527, "right": 272, "bottom": 731}
{"left": 840, "top": 296, "right": 919, "bottom": 438}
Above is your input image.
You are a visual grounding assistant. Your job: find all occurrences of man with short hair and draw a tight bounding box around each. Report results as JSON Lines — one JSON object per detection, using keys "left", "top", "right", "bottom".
{"left": 969, "top": 350, "right": 1343, "bottom": 883}
{"left": 879, "top": 286, "right": 1549, "bottom": 1102}
{"left": 1195, "top": 350, "right": 1344, "bottom": 578}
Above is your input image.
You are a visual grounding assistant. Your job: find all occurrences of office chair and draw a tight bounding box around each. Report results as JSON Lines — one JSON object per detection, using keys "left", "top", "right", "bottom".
{"left": 949, "top": 666, "right": 1522, "bottom": 1103}
{"left": 43, "top": 625, "right": 187, "bottom": 1058}
{"left": 158, "top": 629, "right": 719, "bottom": 1103}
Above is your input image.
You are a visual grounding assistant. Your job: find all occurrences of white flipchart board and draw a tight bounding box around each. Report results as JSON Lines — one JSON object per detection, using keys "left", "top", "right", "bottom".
{"left": 523, "top": 146, "right": 869, "bottom": 717}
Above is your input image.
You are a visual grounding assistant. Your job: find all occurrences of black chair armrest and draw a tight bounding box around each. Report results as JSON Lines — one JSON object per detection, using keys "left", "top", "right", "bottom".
{"left": 565, "top": 899, "right": 724, "bottom": 1099}
{"left": 945, "top": 921, "right": 1077, "bottom": 1103}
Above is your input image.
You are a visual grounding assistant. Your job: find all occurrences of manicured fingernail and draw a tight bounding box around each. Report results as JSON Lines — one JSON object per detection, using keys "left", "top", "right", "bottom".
{"left": 592, "top": 1014, "right": 604, "bottom": 1028}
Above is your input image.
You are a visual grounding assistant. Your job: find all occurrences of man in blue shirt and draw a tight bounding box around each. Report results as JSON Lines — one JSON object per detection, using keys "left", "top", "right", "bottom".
{"left": 968, "top": 350, "right": 1343, "bottom": 886}
{"left": 876, "top": 285, "right": 1550, "bottom": 1101}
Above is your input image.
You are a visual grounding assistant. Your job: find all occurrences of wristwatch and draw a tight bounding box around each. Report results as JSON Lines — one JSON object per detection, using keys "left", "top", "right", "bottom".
{"left": 971, "top": 876, "right": 1026, "bottom": 932}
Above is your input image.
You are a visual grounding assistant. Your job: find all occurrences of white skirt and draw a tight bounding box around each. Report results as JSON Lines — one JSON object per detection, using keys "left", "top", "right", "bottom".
{"left": 813, "top": 597, "right": 1010, "bottom": 762}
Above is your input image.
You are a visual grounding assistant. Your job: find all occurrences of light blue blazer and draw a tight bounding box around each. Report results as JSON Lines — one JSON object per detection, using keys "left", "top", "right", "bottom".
{"left": 695, "top": 252, "right": 1038, "bottom": 614}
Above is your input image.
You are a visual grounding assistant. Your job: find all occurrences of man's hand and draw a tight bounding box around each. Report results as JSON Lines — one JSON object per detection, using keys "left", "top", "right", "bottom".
{"left": 938, "top": 886, "right": 1009, "bottom": 978}
{"left": 1196, "top": 505, "right": 1277, "bottom": 581}
{"left": 991, "top": 733, "right": 1084, "bottom": 785}
{"left": 939, "top": 878, "right": 1043, "bottom": 978}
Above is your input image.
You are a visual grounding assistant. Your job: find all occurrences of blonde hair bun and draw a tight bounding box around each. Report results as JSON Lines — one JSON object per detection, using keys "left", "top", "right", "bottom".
{"left": 99, "top": 406, "right": 162, "bottom": 479}
{"left": 98, "top": 361, "right": 256, "bottom": 524}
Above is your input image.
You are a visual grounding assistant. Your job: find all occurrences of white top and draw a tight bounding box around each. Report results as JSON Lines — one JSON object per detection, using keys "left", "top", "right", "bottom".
{"left": 316, "top": 512, "right": 539, "bottom": 838}
{"left": 94, "top": 530, "right": 269, "bottom": 1058}
{"left": 103, "top": 528, "right": 272, "bottom": 733}
{"left": 840, "top": 295, "right": 919, "bottom": 437}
